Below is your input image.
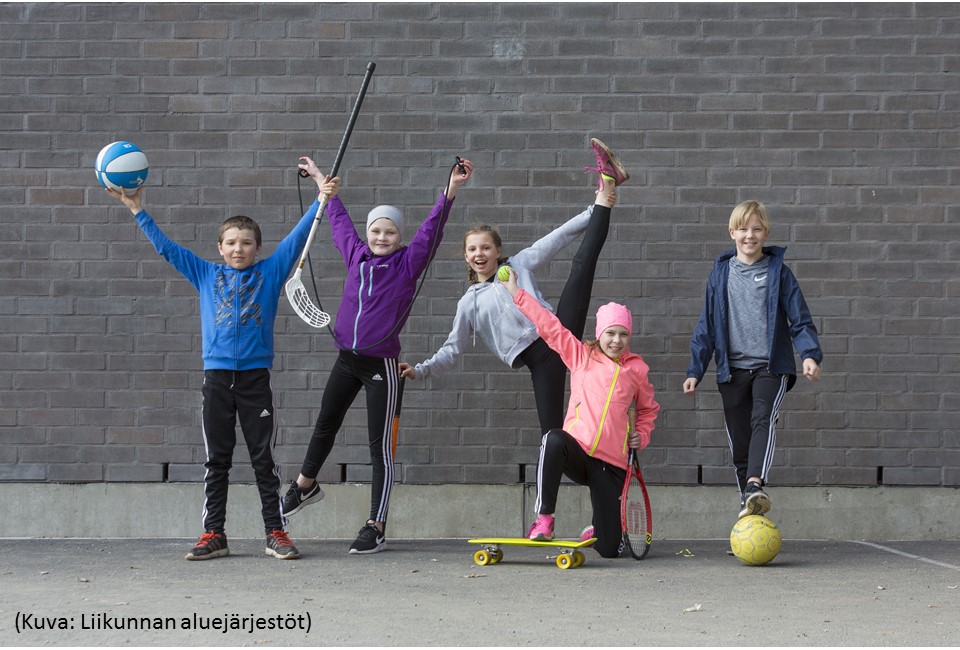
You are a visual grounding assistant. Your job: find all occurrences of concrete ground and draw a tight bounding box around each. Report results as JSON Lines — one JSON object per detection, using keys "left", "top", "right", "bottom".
{"left": 1, "top": 537, "right": 957, "bottom": 647}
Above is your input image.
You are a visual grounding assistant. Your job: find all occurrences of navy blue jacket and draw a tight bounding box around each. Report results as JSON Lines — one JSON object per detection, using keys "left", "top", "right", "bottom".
{"left": 686, "top": 246, "right": 823, "bottom": 390}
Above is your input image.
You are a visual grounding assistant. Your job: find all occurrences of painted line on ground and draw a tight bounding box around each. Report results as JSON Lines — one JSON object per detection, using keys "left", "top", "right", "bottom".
{"left": 854, "top": 541, "right": 960, "bottom": 571}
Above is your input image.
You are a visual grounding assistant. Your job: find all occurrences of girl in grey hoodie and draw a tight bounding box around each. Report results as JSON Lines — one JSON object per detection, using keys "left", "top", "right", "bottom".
{"left": 400, "top": 139, "right": 628, "bottom": 434}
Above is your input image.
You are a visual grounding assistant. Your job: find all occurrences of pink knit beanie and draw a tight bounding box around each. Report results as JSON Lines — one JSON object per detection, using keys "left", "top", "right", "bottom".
{"left": 595, "top": 302, "right": 633, "bottom": 339}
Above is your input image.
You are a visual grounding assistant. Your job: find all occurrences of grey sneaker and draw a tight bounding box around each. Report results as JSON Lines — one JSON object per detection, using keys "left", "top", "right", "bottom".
{"left": 185, "top": 531, "right": 229, "bottom": 561}
{"left": 738, "top": 482, "right": 771, "bottom": 519}
{"left": 265, "top": 529, "right": 300, "bottom": 560}
{"left": 281, "top": 480, "right": 324, "bottom": 517}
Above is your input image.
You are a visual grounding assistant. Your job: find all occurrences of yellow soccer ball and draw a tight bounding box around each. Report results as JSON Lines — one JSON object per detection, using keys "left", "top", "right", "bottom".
{"left": 730, "top": 515, "right": 782, "bottom": 566}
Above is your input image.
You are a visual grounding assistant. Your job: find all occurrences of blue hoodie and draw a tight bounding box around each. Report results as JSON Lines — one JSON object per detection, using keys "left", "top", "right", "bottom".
{"left": 132, "top": 201, "right": 319, "bottom": 370}
{"left": 686, "top": 245, "right": 823, "bottom": 390}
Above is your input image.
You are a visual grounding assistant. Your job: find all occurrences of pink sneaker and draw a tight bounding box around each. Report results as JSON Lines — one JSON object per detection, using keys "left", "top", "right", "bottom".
{"left": 585, "top": 138, "right": 630, "bottom": 190}
{"left": 527, "top": 514, "right": 555, "bottom": 541}
{"left": 579, "top": 525, "right": 596, "bottom": 545}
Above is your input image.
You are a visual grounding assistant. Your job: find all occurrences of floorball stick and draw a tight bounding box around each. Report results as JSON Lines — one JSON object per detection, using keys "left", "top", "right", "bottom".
{"left": 286, "top": 61, "right": 375, "bottom": 328}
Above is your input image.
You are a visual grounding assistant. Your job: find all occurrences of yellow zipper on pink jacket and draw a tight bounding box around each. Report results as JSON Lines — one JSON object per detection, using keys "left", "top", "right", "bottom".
{"left": 589, "top": 359, "right": 621, "bottom": 456}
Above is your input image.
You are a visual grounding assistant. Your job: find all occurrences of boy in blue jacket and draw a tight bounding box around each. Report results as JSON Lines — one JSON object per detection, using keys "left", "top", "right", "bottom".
{"left": 683, "top": 200, "right": 822, "bottom": 520}
{"left": 107, "top": 172, "right": 339, "bottom": 561}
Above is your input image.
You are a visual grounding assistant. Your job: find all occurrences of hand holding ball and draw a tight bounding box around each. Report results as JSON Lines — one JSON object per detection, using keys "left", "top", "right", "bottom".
{"left": 497, "top": 265, "right": 513, "bottom": 282}
{"left": 95, "top": 141, "right": 149, "bottom": 195}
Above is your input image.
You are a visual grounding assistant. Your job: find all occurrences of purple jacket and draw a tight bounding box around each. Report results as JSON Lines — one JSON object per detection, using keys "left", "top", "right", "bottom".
{"left": 327, "top": 193, "right": 454, "bottom": 358}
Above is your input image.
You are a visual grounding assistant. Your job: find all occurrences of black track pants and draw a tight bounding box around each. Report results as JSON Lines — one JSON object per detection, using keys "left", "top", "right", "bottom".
{"left": 533, "top": 429, "right": 626, "bottom": 559}
{"left": 300, "top": 351, "right": 400, "bottom": 524}
{"left": 519, "top": 203, "right": 611, "bottom": 433}
{"left": 200, "top": 368, "right": 283, "bottom": 535}
{"left": 717, "top": 367, "right": 789, "bottom": 495}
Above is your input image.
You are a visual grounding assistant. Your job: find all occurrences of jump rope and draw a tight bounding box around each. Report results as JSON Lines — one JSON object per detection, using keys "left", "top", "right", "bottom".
{"left": 294, "top": 157, "right": 467, "bottom": 353}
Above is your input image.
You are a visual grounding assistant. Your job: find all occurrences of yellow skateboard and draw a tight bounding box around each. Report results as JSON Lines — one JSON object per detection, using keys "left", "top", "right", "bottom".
{"left": 468, "top": 537, "right": 597, "bottom": 570}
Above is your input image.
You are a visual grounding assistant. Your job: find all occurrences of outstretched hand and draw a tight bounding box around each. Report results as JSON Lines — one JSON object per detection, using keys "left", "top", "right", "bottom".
{"left": 398, "top": 363, "right": 416, "bottom": 380}
{"left": 105, "top": 186, "right": 143, "bottom": 215}
{"left": 445, "top": 157, "right": 474, "bottom": 199}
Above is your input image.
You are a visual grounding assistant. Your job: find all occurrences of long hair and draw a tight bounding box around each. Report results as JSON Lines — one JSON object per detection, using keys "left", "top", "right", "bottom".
{"left": 583, "top": 339, "right": 603, "bottom": 371}
{"left": 463, "top": 224, "right": 507, "bottom": 284}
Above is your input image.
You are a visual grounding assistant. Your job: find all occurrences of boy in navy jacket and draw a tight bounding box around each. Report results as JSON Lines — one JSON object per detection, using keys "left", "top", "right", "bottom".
{"left": 683, "top": 200, "right": 822, "bottom": 520}
{"left": 107, "top": 173, "right": 338, "bottom": 561}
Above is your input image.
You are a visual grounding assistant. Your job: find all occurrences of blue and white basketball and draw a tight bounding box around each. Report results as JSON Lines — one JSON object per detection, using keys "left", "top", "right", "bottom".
{"left": 95, "top": 141, "right": 149, "bottom": 194}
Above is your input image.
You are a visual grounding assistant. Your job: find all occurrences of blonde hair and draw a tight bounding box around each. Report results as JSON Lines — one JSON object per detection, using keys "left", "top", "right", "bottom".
{"left": 583, "top": 339, "right": 603, "bottom": 370}
{"left": 728, "top": 200, "right": 771, "bottom": 234}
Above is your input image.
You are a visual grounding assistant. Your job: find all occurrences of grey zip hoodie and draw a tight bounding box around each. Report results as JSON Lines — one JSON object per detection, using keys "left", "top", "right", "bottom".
{"left": 412, "top": 205, "right": 595, "bottom": 378}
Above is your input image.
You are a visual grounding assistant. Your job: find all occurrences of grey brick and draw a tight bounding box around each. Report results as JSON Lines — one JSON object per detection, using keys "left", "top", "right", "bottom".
{"left": 882, "top": 468, "right": 942, "bottom": 486}
{"left": 2, "top": 3, "right": 959, "bottom": 490}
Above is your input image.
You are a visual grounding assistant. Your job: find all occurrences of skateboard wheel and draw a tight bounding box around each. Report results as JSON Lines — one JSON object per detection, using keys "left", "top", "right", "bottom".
{"left": 557, "top": 553, "right": 573, "bottom": 570}
{"left": 573, "top": 550, "right": 585, "bottom": 567}
{"left": 493, "top": 548, "right": 504, "bottom": 563}
{"left": 474, "top": 549, "right": 490, "bottom": 566}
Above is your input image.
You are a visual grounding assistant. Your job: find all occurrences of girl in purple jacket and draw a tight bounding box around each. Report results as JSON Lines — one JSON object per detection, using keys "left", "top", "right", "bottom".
{"left": 282, "top": 155, "right": 473, "bottom": 554}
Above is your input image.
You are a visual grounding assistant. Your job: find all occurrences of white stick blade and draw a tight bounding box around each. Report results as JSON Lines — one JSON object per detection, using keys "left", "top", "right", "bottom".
{"left": 285, "top": 276, "right": 331, "bottom": 329}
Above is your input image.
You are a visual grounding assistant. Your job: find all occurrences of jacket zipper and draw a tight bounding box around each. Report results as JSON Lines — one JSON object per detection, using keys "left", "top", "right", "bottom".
{"left": 353, "top": 261, "right": 369, "bottom": 348}
{"left": 590, "top": 361, "right": 621, "bottom": 456}
{"left": 233, "top": 271, "right": 242, "bottom": 368}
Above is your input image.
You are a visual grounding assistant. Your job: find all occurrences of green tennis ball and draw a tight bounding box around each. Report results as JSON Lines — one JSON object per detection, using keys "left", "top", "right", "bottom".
{"left": 497, "top": 265, "right": 512, "bottom": 282}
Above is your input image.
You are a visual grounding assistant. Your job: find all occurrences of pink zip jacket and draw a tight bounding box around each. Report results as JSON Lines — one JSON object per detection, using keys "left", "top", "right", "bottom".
{"left": 514, "top": 289, "right": 659, "bottom": 469}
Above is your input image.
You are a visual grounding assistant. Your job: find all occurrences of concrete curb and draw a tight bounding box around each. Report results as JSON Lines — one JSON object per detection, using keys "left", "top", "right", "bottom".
{"left": 4, "top": 483, "right": 959, "bottom": 540}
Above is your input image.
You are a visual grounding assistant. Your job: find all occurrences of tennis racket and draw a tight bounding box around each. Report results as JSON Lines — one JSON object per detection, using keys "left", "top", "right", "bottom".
{"left": 620, "top": 448, "right": 652, "bottom": 560}
{"left": 390, "top": 376, "right": 405, "bottom": 457}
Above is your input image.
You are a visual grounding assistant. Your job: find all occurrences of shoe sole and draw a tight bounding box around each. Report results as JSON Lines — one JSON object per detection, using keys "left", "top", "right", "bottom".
{"left": 738, "top": 492, "right": 772, "bottom": 519}
{"left": 348, "top": 542, "right": 386, "bottom": 555}
{"left": 265, "top": 547, "right": 300, "bottom": 560}
{"left": 185, "top": 547, "right": 229, "bottom": 561}
{"left": 528, "top": 534, "right": 554, "bottom": 542}
{"left": 590, "top": 138, "right": 630, "bottom": 185}
{"left": 281, "top": 487, "right": 325, "bottom": 517}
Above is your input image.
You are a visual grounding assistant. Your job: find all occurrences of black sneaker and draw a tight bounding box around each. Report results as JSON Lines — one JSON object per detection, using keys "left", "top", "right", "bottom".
{"left": 738, "top": 481, "right": 771, "bottom": 519}
{"left": 185, "top": 531, "right": 229, "bottom": 561}
{"left": 281, "top": 480, "right": 324, "bottom": 517}
{"left": 265, "top": 529, "right": 300, "bottom": 560}
{"left": 349, "top": 522, "right": 385, "bottom": 555}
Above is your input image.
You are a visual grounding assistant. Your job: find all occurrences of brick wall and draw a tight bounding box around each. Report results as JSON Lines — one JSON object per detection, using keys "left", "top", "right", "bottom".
{"left": 2, "top": 3, "right": 958, "bottom": 487}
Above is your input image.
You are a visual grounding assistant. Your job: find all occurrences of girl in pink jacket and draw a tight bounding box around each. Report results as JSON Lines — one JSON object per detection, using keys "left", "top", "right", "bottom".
{"left": 503, "top": 271, "right": 659, "bottom": 558}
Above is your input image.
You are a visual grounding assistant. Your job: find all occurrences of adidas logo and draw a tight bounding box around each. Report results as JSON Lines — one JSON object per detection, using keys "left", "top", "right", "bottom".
{"left": 372, "top": 374, "right": 383, "bottom": 381}
{"left": 260, "top": 409, "right": 271, "bottom": 418}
